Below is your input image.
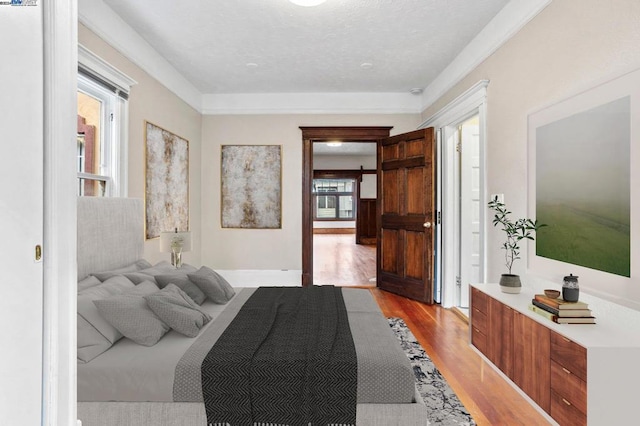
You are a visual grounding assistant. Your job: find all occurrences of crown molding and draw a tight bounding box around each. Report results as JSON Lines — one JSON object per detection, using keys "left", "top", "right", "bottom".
{"left": 201, "top": 92, "right": 423, "bottom": 115}
{"left": 78, "top": 0, "right": 202, "bottom": 112}
{"left": 420, "top": 0, "right": 552, "bottom": 111}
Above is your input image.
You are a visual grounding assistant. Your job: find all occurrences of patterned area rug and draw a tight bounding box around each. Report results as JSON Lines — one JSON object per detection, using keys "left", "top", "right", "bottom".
{"left": 388, "top": 317, "right": 476, "bottom": 426}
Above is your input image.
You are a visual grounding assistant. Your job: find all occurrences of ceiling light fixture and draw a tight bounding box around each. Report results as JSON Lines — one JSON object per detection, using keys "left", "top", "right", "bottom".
{"left": 289, "top": 0, "right": 327, "bottom": 6}
{"left": 327, "top": 141, "right": 342, "bottom": 147}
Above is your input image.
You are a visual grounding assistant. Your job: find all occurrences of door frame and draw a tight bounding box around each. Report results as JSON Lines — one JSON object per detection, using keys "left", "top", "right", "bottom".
{"left": 300, "top": 126, "right": 392, "bottom": 286}
{"left": 42, "top": 1, "right": 78, "bottom": 425}
{"left": 420, "top": 80, "right": 488, "bottom": 308}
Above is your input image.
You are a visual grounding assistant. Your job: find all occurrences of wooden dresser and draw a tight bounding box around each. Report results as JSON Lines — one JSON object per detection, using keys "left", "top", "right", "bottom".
{"left": 470, "top": 282, "right": 640, "bottom": 426}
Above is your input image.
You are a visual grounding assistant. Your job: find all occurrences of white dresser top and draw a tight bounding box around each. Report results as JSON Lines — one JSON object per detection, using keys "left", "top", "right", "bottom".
{"left": 471, "top": 282, "right": 640, "bottom": 349}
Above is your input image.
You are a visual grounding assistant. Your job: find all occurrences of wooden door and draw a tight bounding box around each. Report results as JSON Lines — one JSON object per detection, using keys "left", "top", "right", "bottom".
{"left": 377, "top": 128, "right": 435, "bottom": 303}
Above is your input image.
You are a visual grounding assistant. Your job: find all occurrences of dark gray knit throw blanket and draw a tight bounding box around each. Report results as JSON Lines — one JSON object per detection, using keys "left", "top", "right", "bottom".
{"left": 202, "top": 286, "right": 357, "bottom": 426}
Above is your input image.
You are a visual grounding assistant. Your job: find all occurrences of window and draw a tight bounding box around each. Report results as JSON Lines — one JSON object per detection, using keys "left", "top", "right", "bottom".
{"left": 77, "top": 45, "right": 136, "bottom": 196}
{"left": 312, "top": 178, "right": 355, "bottom": 220}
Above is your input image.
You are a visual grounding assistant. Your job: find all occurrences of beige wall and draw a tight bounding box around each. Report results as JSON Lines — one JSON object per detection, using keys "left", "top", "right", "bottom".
{"left": 201, "top": 114, "right": 420, "bottom": 270}
{"left": 422, "top": 0, "right": 640, "bottom": 307}
{"left": 79, "top": 24, "right": 203, "bottom": 266}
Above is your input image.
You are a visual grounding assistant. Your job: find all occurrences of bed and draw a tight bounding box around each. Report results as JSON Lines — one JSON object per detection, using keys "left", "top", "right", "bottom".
{"left": 76, "top": 197, "right": 429, "bottom": 426}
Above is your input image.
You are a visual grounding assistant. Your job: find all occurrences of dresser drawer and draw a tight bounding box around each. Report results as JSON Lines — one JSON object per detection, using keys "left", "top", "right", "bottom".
{"left": 551, "top": 360, "right": 587, "bottom": 415}
{"left": 471, "top": 325, "right": 488, "bottom": 356}
{"left": 550, "top": 389, "right": 587, "bottom": 426}
{"left": 471, "top": 287, "right": 488, "bottom": 314}
{"left": 471, "top": 307, "right": 488, "bottom": 334}
{"left": 551, "top": 331, "right": 587, "bottom": 381}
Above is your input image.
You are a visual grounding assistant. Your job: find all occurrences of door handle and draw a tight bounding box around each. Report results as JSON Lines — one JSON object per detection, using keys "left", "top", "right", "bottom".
{"left": 423, "top": 222, "right": 432, "bottom": 228}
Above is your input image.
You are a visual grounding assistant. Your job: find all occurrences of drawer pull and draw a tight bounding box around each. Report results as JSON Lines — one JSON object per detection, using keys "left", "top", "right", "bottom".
{"left": 562, "top": 367, "right": 571, "bottom": 375}
{"left": 562, "top": 398, "right": 572, "bottom": 406}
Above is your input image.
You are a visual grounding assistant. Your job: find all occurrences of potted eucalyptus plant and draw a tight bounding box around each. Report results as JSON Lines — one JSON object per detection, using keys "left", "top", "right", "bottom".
{"left": 488, "top": 198, "right": 545, "bottom": 293}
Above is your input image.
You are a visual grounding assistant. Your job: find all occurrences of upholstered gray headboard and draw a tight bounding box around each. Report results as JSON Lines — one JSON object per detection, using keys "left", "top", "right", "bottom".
{"left": 77, "top": 197, "right": 144, "bottom": 280}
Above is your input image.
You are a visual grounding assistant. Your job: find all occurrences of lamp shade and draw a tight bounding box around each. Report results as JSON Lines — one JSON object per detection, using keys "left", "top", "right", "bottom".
{"left": 159, "top": 231, "right": 192, "bottom": 253}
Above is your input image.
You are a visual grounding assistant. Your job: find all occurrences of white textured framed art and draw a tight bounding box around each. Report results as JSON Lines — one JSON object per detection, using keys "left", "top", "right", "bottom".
{"left": 145, "top": 121, "right": 189, "bottom": 239}
{"left": 221, "top": 145, "right": 282, "bottom": 229}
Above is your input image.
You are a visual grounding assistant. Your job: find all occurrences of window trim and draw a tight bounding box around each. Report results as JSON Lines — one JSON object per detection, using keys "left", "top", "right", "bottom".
{"left": 78, "top": 44, "right": 136, "bottom": 197}
{"left": 312, "top": 177, "right": 357, "bottom": 221}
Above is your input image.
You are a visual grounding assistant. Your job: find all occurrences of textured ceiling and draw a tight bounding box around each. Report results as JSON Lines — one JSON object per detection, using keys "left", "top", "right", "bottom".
{"left": 102, "top": 0, "right": 509, "bottom": 95}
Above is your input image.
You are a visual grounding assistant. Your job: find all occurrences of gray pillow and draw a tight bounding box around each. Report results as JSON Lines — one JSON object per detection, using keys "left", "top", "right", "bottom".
{"left": 124, "top": 263, "right": 196, "bottom": 285}
{"left": 155, "top": 273, "right": 206, "bottom": 305}
{"left": 79, "top": 275, "right": 135, "bottom": 298}
{"left": 123, "top": 271, "right": 157, "bottom": 285}
{"left": 93, "top": 281, "right": 170, "bottom": 346}
{"left": 137, "top": 261, "right": 179, "bottom": 276}
{"left": 78, "top": 275, "right": 101, "bottom": 292}
{"left": 145, "top": 284, "right": 212, "bottom": 337}
{"left": 187, "top": 266, "right": 235, "bottom": 304}
{"left": 76, "top": 275, "right": 135, "bottom": 363}
{"left": 90, "top": 259, "right": 149, "bottom": 281}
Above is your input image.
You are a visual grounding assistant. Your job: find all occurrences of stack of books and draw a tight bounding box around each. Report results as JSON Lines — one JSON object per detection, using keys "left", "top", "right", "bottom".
{"left": 529, "top": 294, "right": 596, "bottom": 324}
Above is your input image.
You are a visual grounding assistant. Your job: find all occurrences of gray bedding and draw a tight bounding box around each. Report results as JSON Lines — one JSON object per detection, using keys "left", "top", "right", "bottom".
{"left": 77, "top": 288, "right": 416, "bottom": 405}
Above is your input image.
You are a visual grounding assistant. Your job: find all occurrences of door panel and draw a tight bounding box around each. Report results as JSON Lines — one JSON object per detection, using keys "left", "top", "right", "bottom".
{"left": 405, "top": 232, "right": 424, "bottom": 279}
{"left": 406, "top": 168, "right": 424, "bottom": 214}
{"left": 460, "top": 119, "right": 481, "bottom": 307}
{"left": 0, "top": 7, "right": 44, "bottom": 425}
{"left": 378, "top": 128, "right": 435, "bottom": 303}
{"left": 381, "top": 229, "right": 399, "bottom": 273}
{"left": 382, "top": 170, "right": 399, "bottom": 213}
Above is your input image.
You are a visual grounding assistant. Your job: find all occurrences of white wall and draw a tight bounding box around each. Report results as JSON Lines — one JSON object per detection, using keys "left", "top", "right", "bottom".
{"left": 79, "top": 24, "right": 203, "bottom": 267}
{"left": 422, "top": 0, "right": 640, "bottom": 308}
{"left": 201, "top": 114, "right": 419, "bottom": 270}
{"left": 313, "top": 154, "right": 376, "bottom": 170}
{"left": 361, "top": 174, "right": 377, "bottom": 199}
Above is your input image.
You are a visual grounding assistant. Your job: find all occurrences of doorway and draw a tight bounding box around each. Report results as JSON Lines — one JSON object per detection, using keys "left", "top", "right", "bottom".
{"left": 312, "top": 155, "right": 377, "bottom": 286}
{"left": 424, "top": 81, "right": 488, "bottom": 312}
{"left": 455, "top": 115, "right": 481, "bottom": 314}
{"left": 300, "top": 127, "right": 392, "bottom": 286}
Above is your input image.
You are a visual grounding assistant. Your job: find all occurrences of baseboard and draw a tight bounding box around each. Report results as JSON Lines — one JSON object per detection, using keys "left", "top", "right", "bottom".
{"left": 313, "top": 228, "right": 355, "bottom": 234}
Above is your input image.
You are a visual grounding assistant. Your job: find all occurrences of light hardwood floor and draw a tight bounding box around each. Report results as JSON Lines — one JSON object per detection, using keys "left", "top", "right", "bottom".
{"left": 314, "top": 233, "right": 550, "bottom": 425}
{"left": 313, "top": 233, "right": 376, "bottom": 286}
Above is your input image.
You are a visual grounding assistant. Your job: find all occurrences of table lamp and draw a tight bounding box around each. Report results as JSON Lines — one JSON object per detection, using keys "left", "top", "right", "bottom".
{"left": 159, "top": 228, "right": 192, "bottom": 268}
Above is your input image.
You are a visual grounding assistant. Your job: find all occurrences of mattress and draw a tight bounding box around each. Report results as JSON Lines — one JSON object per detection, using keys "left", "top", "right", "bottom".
{"left": 77, "top": 287, "right": 417, "bottom": 405}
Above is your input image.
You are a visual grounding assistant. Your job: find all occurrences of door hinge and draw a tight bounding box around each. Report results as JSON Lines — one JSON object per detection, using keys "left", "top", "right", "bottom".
{"left": 456, "top": 142, "right": 461, "bottom": 153}
{"left": 456, "top": 276, "right": 461, "bottom": 287}
{"left": 437, "top": 211, "right": 441, "bottom": 225}
{"left": 35, "top": 244, "right": 42, "bottom": 262}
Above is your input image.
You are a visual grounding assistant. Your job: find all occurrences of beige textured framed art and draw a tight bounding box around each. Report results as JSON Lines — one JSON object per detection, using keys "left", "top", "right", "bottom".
{"left": 221, "top": 145, "right": 282, "bottom": 229}
{"left": 144, "top": 121, "right": 189, "bottom": 239}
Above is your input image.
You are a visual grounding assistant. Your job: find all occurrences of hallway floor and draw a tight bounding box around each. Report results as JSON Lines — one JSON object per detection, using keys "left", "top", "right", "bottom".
{"left": 313, "top": 234, "right": 376, "bottom": 286}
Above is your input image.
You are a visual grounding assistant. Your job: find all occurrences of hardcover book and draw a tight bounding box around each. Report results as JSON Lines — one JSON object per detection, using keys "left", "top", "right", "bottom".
{"left": 528, "top": 304, "right": 557, "bottom": 321}
{"left": 534, "top": 294, "right": 588, "bottom": 310}
{"left": 554, "top": 316, "right": 596, "bottom": 324}
{"left": 531, "top": 299, "right": 593, "bottom": 317}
